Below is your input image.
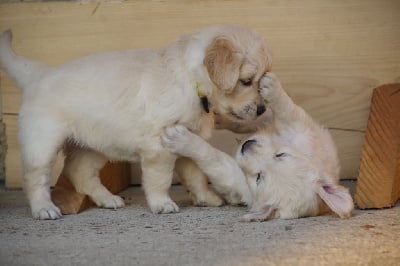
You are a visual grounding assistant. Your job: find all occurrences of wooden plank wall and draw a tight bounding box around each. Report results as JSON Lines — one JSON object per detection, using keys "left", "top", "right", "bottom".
{"left": 1, "top": 0, "right": 399, "bottom": 188}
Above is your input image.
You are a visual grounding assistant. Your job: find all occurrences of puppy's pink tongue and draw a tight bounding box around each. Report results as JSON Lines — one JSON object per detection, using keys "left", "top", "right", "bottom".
{"left": 241, "top": 205, "right": 276, "bottom": 222}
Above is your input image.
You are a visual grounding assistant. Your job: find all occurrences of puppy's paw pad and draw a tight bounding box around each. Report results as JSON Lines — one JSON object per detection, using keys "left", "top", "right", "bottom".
{"left": 259, "top": 73, "right": 280, "bottom": 101}
{"left": 95, "top": 195, "right": 125, "bottom": 209}
{"left": 241, "top": 213, "right": 258, "bottom": 222}
{"left": 149, "top": 199, "right": 179, "bottom": 214}
{"left": 241, "top": 205, "right": 276, "bottom": 222}
{"left": 192, "top": 191, "right": 224, "bottom": 207}
{"left": 32, "top": 203, "right": 62, "bottom": 220}
{"left": 223, "top": 191, "right": 243, "bottom": 206}
{"left": 260, "top": 72, "right": 278, "bottom": 88}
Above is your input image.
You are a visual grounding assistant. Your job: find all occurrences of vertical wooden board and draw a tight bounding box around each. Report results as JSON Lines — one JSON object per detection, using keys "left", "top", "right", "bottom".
{"left": 393, "top": 158, "right": 400, "bottom": 203}
{"left": 1, "top": 77, "right": 21, "bottom": 114}
{"left": 4, "top": 114, "right": 64, "bottom": 188}
{"left": 355, "top": 84, "right": 400, "bottom": 209}
{"left": 1, "top": 0, "right": 400, "bottom": 129}
{"left": 98, "top": 162, "right": 131, "bottom": 194}
{"left": 1, "top": 0, "right": 400, "bottom": 187}
{"left": 4, "top": 115, "right": 20, "bottom": 188}
{"left": 130, "top": 162, "right": 142, "bottom": 185}
{"left": 330, "top": 129, "right": 365, "bottom": 180}
{"left": 280, "top": 76, "right": 377, "bottom": 132}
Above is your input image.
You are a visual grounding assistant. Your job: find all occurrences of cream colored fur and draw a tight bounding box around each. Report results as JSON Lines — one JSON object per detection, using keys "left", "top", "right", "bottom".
{"left": 162, "top": 73, "right": 354, "bottom": 222}
{"left": 0, "top": 26, "right": 271, "bottom": 219}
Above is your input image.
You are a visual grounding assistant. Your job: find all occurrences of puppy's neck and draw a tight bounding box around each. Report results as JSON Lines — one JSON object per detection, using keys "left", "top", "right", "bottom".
{"left": 174, "top": 35, "right": 218, "bottom": 139}
{"left": 177, "top": 59, "right": 215, "bottom": 139}
{"left": 181, "top": 35, "right": 214, "bottom": 96}
{"left": 195, "top": 81, "right": 210, "bottom": 113}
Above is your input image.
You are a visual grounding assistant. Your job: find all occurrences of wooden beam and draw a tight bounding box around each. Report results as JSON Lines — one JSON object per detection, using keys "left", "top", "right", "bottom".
{"left": 355, "top": 84, "right": 400, "bottom": 209}
{"left": 51, "top": 161, "right": 131, "bottom": 214}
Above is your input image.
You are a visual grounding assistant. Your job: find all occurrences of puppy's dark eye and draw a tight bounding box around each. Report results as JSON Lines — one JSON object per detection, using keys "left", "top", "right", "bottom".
{"left": 256, "top": 172, "right": 262, "bottom": 185}
{"left": 275, "top": 152, "right": 287, "bottom": 159}
{"left": 240, "top": 79, "right": 252, "bottom": 86}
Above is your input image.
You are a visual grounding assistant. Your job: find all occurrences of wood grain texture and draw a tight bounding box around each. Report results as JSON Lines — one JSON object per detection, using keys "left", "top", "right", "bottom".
{"left": 355, "top": 84, "right": 400, "bottom": 209}
{"left": 51, "top": 161, "right": 131, "bottom": 214}
{"left": 1, "top": 0, "right": 400, "bottom": 186}
{"left": 51, "top": 184, "right": 94, "bottom": 215}
{"left": 1, "top": 0, "right": 399, "bottom": 128}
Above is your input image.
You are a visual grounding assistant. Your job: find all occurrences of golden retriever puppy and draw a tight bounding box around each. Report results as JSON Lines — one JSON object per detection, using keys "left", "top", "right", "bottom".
{"left": 174, "top": 108, "right": 272, "bottom": 207}
{"left": 161, "top": 73, "right": 354, "bottom": 221}
{"left": 0, "top": 26, "right": 271, "bottom": 219}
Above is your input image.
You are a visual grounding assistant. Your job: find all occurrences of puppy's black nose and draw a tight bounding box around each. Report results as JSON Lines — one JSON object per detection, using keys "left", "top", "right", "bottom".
{"left": 241, "top": 139, "right": 257, "bottom": 154}
{"left": 256, "top": 105, "right": 266, "bottom": 116}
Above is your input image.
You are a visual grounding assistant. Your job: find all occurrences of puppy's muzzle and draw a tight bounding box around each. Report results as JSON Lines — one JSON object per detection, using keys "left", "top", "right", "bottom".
{"left": 241, "top": 139, "right": 257, "bottom": 154}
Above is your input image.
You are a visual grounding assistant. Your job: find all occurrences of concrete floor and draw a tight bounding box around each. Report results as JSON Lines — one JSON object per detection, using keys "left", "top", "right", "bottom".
{"left": 1, "top": 184, "right": 399, "bottom": 266}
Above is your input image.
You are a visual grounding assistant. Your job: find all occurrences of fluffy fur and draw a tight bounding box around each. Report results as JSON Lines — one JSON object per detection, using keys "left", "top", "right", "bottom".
{"left": 0, "top": 26, "right": 271, "bottom": 219}
{"left": 162, "top": 73, "right": 354, "bottom": 222}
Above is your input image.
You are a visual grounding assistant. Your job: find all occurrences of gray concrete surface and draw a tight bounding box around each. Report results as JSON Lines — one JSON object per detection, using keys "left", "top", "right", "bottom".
{"left": 1, "top": 184, "right": 399, "bottom": 266}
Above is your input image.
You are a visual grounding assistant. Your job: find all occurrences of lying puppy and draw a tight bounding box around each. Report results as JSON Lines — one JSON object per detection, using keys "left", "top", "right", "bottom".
{"left": 0, "top": 26, "right": 271, "bottom": 219}
{"left": 162, "top": 73, "right": 354, "bottom": 221}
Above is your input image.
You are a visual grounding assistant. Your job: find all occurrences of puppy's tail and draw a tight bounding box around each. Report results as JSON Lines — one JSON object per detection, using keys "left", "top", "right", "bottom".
{"left": 0, "top": 30, "right": 49, "bottom": 90}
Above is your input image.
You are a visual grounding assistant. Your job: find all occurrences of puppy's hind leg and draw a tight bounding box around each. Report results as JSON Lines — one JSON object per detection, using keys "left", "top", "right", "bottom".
{"left": 63, "top": 145, "right": 124, "bottom": 209}
{"left": 175, "top": 157, "right": 224, "bottom": 207}
{"left": 19, "top": 113, "right": 66, "bottom": 220}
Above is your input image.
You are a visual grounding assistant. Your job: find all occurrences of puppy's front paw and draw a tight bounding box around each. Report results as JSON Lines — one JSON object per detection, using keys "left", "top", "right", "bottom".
{"left": 259, "top": 72, "right": 282, "bottom": 103}
{"left": 240, "top": 205, "right": 276, "bottom": 222}
{"left": 223, "top": 191, "right": 245, "bottom": 206}
{"left": 148, "top": 197, "right": 180, "bottom": 214}
{"left": 191, "top": 190, "right": 224, "bottom": 207}
{"left": 31, "top": 201, "right": 62, "bottom": 220}
{"left": 161, "top": 125, "right": 193, "bottom": 156}
{"left": 93, "top": 194, "right": 125, "bottom": 209}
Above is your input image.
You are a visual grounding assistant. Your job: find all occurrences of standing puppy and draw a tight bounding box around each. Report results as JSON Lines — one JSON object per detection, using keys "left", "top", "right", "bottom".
{"left": 162, "top": 73, "right": 353, "bottom": 221}
{"left": 0, "top": 26, "right": 271, "bottom": 219}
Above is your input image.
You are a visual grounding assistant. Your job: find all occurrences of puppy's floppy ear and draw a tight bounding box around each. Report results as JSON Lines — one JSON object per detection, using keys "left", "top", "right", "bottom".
{"left": 315, "top": 176, "right": 354, "bottom": 218}
{"left": 204, "top": 37, "right": 243, "bottom": 94}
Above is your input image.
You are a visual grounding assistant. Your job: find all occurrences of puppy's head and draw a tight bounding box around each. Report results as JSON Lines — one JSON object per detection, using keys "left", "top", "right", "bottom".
{"left": 236, "top": 134, "right": 354, "bottom": 222}
{"left": 203, "top": 27, "right": 271, "bottom": 122}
